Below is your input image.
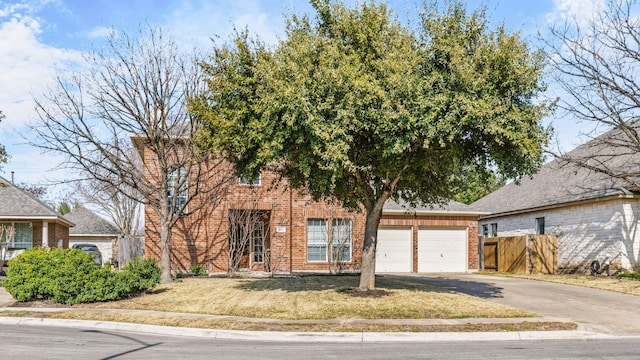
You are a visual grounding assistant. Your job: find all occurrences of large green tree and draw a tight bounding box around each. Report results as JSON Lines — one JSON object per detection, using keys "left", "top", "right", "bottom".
{"left": 193, "top": 0, "right": 551, "bottom": 290}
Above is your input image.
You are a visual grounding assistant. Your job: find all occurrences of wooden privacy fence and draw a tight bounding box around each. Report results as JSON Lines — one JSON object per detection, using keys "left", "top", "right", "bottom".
{"left": 481, "top": 235, "right": 558, "bottom": 274}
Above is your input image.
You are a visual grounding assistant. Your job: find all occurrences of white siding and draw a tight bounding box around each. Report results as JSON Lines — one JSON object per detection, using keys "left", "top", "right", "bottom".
{"left": 479, "top": 199, "right": 640, "bottom": 270}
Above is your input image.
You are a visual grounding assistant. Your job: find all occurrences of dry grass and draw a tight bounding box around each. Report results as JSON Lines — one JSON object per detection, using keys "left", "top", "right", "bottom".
{"left": 488, "top": 273, "right": 640, "bottom": 296}
{"left": 0, "top": 311, "right": 575, "bottom": 332}
{"left": 70, "top": 275, "right": 534, "bottom": 320}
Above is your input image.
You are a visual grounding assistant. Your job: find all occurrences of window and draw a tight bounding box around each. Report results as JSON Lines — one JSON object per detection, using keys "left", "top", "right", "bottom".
{"left": 481, "top": 224, "right": 489, "bottom": 237}
{"left": 239, "top": 174, "right": 261, "bottom": 186}
{"left": 536, "top": 217, "right": 545, "bottom": 235}
{"left": 490, "top": 223, "right": 498, "bottom": 237}
{"left": 253, "top": 221, "right": 264, "bottom": 263}
{"left": 168, "top": 166, "right": 187, "bottom": 214}
{"left": 307, "top": 219, "right": 327, "bottom": 261}
{"left": 331, "top": 219, "right": 352, "bottom": 262}
{"left": 0, "top": 222, "right": 33, "bottom": 249}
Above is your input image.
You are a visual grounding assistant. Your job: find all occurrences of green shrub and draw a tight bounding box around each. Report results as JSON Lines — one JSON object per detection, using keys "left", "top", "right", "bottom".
{"left": 616, "top": 272, "right": 640, "bottom": 280}
{"left": 190, "top": 264, "right": 207, "bottom": 276}
{"left": 3, "top": 248, "right": 161, "bottom": 304}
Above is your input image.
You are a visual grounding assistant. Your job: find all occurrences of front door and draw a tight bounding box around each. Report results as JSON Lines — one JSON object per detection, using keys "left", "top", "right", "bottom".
{"left": 229, "top": 210, "right": 270, "bottom": 272}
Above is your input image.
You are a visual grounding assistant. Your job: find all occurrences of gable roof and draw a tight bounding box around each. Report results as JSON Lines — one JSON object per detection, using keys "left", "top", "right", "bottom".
{"left": 0, "top": 176, "right": 74, "bottom": 226}
{"left": 383, "top": 198, "right": 486, "bottom": 216}
{"left": 65, "top": 205, "right": 120, "bottom": 236}
{"left": 470, "top": 126, "right": 640, "bottom": 218}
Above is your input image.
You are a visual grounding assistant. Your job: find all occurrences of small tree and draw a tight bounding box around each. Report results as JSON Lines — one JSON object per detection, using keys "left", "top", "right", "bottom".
{"left": 329, "top": 217, "right": 352, "bottom": 275}
{"left": 75, "top": 144, "right": 145, "bottom": 265}
{"left": 0, "top": 111, "right": 8, "bottom": 167}
{"left": 227, "top": 205, "right": 269, "bottom": 275}
{"left": 193, "top": 0, "right": 551, "bottom": 289}
{"left": 30, "top": 25, "right": 232, "bottom": 283}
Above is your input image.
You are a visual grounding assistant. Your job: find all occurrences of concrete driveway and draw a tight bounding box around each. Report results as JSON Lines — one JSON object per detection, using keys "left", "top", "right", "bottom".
{"left": 393, "top": 273, "right": 640, "bottom": 336}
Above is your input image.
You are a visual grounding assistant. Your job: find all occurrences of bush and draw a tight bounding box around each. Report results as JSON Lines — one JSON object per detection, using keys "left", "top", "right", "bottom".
{"left": 3, "top": 248, "right": 161, "bottom": 304}
{"left": 616, "top": 272, "right": 640, "bottom": 280}
{"left": 190, "top": 264, "right": 207, "bottom": 276}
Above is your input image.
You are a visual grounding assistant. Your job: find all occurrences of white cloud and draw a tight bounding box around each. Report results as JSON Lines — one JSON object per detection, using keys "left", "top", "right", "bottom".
{"left": 86, "top": 26, "right": 114, "bottom": 40}
{"left": 546, "top": 0, "right": 605, "bottom": 25}
{"left": 163, "top": 0, "right": 306, "bottom": 50}
{"left": 0, "top": 9, "right": 82, "bottom": 131}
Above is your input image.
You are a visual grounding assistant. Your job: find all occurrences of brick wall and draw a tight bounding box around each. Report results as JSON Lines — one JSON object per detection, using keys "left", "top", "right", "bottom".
{"left": 141, "top": 145, "right": 480, "bottom": 274}
{"left": 478, "top": 198, "right": 640, "bottom": 270}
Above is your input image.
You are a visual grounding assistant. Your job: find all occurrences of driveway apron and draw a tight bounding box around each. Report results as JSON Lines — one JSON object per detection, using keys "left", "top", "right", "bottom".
{"left": 394, "top": 274, "right": 640, "bottom": 336}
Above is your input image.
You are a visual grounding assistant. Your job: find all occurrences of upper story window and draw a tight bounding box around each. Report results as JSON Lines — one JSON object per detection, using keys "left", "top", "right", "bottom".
{"left": 536, "top": 217, "right": 545, "bottom": 235}
{"left": 490, "top": 223, "right": 498, "bottom": 237}
{"left": 168, "top": 165, "right": 187, "bottom": 214}
{"left": 481, "top": 224, "right": 489, "bottom": 237}
{"left": 239, "top": 173, "right": 261, "bottom": 186}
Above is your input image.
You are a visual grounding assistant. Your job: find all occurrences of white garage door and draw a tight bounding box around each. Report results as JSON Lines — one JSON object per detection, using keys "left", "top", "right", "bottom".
{"left": 418, "top": 228, "right": 467, "bottom": 272}
{"left": 376, "top": 227, "right": 412, "bottom": 273}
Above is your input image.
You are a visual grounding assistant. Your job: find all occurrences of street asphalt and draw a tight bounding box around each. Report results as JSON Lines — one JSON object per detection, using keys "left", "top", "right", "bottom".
{"left": 0, "top": 273, "right": 638, "bottom": 342}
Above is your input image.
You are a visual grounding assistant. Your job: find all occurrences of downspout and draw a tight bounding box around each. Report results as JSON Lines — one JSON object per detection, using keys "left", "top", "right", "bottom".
{"left": 289, "top": 185, "right": 293, "bottom": 273}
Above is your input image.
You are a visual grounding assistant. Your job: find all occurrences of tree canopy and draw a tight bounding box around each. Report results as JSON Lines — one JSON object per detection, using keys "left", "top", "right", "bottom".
{"left": 193, "top": 0, "right": 552, "bottom": 289}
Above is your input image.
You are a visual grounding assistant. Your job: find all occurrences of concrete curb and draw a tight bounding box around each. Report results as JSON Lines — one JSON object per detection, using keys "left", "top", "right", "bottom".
{"left": 0, "top": 316, "right": 621, "bottom": 343}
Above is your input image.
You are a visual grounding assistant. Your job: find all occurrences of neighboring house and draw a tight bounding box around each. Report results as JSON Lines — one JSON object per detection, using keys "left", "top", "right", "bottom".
{"left": 0, "top": 176, "right": 73, "bottom": 257}
{"left": 137, "top": 147, "right": 484, "bottom": 274}
{"left": 65, "top": 205, "right": 121, "bottom": 265}
{"left": 471, "top": 135, "right": 640, "bottom": 272}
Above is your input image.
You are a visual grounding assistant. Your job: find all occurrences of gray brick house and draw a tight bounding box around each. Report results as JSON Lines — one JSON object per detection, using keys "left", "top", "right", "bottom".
{"left": 471, "top": 134, "right": 640, "bottom": 272}
{"left": 66, "top": 205, "right": 120, "bottom": 265}
{"left": 0, "top": 176, "right": 74, "bottom": 256}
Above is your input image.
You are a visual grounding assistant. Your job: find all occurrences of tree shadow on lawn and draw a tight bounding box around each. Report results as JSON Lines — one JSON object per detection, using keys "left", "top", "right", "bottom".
{"left": 385, "top": 275, "right": 506, "bottom": 299}
{"left": 233, "top": 274, "right": 505, "bottom": 299}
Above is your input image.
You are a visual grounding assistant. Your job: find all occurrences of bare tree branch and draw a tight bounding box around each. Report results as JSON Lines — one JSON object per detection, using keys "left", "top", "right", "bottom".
{"left": 29, "top": 25, "right": 232, "bottom": 282}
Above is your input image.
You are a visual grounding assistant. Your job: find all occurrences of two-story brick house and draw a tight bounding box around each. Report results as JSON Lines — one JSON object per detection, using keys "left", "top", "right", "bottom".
{"left": 139, "top": 145, "right": 484, "bottom": 275}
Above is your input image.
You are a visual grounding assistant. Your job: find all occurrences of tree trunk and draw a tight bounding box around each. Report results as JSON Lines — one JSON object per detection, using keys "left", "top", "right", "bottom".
{"left": 160, "top": 220, "right": 173, "bottom": 283}
{"left": 358, "top": 197, "right": 387, "bottom": 290}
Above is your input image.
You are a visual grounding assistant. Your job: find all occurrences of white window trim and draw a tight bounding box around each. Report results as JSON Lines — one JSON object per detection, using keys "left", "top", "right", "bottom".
{"left": 331, "top": 219, "right": 352, "bottom": 263}
{"left": 239, "top": 173, "right": 261, "bottom": 186}
{"left": 0, "top": 221, "right": 33, "bottom": 249}
{"left": 307, "top": 219, "right": 328, "bottom": 262}
{"left": 168, "top": 166, "right": 188, "bottom": 214}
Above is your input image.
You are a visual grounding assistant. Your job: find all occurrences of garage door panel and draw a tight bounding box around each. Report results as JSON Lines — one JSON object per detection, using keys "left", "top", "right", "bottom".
{"left": 376, "top": 227, "right": 412, "bottom": 273}
{"left": 418, "top": 228, "right": 467, "bottom": 272}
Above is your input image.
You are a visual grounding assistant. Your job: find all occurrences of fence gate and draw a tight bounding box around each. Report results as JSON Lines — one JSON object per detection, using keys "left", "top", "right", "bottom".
{"left": 482, "top": 235, "right": 557, "bottom": 274}
{"left": 483, "top": 241, "right": 498, "bottom": 271}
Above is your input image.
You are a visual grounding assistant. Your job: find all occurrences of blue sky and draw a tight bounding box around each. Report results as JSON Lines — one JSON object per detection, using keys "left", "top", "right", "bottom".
{"left": 0, "top": 0, "right": 603, "bottom": 195}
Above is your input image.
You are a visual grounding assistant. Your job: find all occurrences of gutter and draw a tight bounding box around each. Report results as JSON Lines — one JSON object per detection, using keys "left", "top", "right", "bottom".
{"left": 0, "top": 215, "right": 75, "bottom": 227}
{"left": 478, "top": 193, "right": 639, "bottom": 220}
{"left": 382, "top": 209, "right": 490, "bottom": 217}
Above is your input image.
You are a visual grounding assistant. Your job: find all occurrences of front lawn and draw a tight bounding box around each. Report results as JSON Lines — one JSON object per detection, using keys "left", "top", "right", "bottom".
{"left": 77, "top": 275, "right": 534, "bottom": 320}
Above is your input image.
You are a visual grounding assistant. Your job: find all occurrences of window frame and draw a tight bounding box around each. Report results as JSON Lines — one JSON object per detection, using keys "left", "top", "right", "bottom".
{"left": 253, "top": 221, "right": 265, "bottom": 263}
{"left": 167, "top": 165, "right": 188, "bottom": 215}
{"left": 481, "top": 224, "right": 489, "bottom": 237}
{"left": 306, "top": 219, "right": 328, "bottom": 262}
{"left": 331, "top": 218, "right": 352, "bottom": 262}
{"left": 535, "top": 217, "right": 545, "bottom": 235}
{"left": 490, "top": 223, "right": 498, "bottom": 237}
{"left": 238, "top": 174, "right": 261, "bottom": 186}
{"left": 0, "top": 222, "right": 33, "bottom": 249}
